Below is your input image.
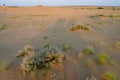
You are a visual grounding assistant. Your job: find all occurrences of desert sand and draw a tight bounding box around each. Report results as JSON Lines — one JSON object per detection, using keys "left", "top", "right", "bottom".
{"left": 0, "top": 6, "right": 120, "bottom": 80}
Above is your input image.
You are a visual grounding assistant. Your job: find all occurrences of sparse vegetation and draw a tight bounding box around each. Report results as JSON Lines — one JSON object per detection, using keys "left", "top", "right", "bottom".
{"left": 94, "top": 14, "right": 120, "bottom": 18}
{"left": 70, "top": 24, "right": 92, "bottom": 31}
{"left": 15, "top": 45, "right": 66, "bottom": 73}
{"left": 102, "top": 72, "right": 116, "bottom": 80}
{"left": 29, "top": 37, "right": 33, "bottom": 42}
{"left": 115, "top": 41, "right": 120, "bottom": 49}
{"left": 97, "top": 51, "right": 110, "bottom": 65}
{"left": 8, "top": 16, "right": 19, "bottom": 19}
{"left": 83, "top": 46, "right": 94, "bottom": 55}
{"left": 62, "top": 43, "right": 71, "bottom": 50}
{"left": 78, "top": 52, "right": 84, "bottom": 60}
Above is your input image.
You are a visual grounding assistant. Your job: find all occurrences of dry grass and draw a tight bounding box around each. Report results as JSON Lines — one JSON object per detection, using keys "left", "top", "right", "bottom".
{"left": 0, "top": 60, "right": 11, "bottom": 71}
{"left": 78, "top": 52, "right": 84, "bottom": 60}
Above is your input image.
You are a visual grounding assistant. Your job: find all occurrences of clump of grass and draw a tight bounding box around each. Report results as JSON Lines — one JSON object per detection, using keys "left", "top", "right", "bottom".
{"left": 44, "top": 44, "right": 50, "bottom": 48}
{"left": 83, "top": 46, "right": 94, "bottom": 55}
{"left": 109, "top": 60, "right": 117, "bottom": 67}
{"left": 15, "top": 45, "right": 66, "bottom": 74}
{"left": 0, "top": 25, "right": 5, "bottom": 30}
{"left": 62, "top": 43, "right": 71, "bottom": 50}
{"left": 102, "top": 72, "right": 116, "bottom": 80}
{"left": 97, "top": 52, "right": 110, "bottom": 65}
{"left": 85, "top": 59, "right": 92, "bottom": 67}
{"left": 29, "top": 37, "right": 33, "bottom": 42}
{"left": 43, "top": 36, "right": 48, "bottom": 40}
{"left": 0, "top": 61, "right": 10, "bottom": 71}
{"left": 97, "top": 7, "right": 104, "bottom": 9}
{"left": 86, "top": 74, "right": 97, "bottom": 80}
{"left": 115, "top": 41, "right": 120, "bottom": 49}
{"left": 70, "top": 24, "right": 92, "bottom": 31}
{"left": 78, "top": 52, "right": 84, "bottom": 60}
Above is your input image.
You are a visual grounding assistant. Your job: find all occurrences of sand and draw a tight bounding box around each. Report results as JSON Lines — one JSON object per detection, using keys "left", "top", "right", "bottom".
{"left": 0, "top": 6, "right": 120, "bottom": 80}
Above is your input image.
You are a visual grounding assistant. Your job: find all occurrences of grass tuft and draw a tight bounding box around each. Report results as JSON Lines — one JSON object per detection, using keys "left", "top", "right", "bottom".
{"left": 62, "top": 43, "right": 71, "bottom": 50}
{"left": 102, "top": 72, "right": 116, "bottom": 80}
{"left": 0, "top": 25, "right": 5, "bottom": 30}
{"left": 97, "top": 51, "right": 109, "bottom": 65}
{"left": 85, "top": 59, "right": 92, "bottom": 67}
{"left": 83, "top": 46, "right": 94, "bottom": 55}
{"left": 78, "top": 52, "right": 84, "bottom": 60}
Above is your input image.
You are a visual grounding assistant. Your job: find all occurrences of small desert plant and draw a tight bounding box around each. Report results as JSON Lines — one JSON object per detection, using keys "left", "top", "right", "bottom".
{"left": 43, "top": 36, "right": 48, "bottom": 40}
{"left": 62, "top": 43, "right": 71, "bottom": 50}
{"left": 0, "top": 61, "right": 11, "bottom": 71}
{"left": 97, "top": 7, "right": 104, "bottom": 9}
{"left": 102, "top": 72, "right": 116, "bottom": 80}
{"left": 85, "top": 59, "right": 92, "bottom": 67}
{"left": 70, "top": 24, "right": 92, "bottom": 31}
{"left": 15, "top": 45, "right": 66, "bottom": 73}
{"left": 109, "top": 60, "right": 117, "bottom": 67}
{"left": 44, "top": 44, "right": 50, "bottom": 48}
{"left": 83, "top": 46, "right": 94, "bottom": 55}
{"left": 97, "top": 52, "right": 110, "bottom": 65}
{"left": 115, "top": 41, "right": 120, "bottom": 49}
{"left": 0, "top": 25, "right": 5, "bottom": 30}
{"left": 29, "top": 37, "right": 33, "bottom": 42}
{"left": 78, "top": 52, "right": 84, "bottom": 59}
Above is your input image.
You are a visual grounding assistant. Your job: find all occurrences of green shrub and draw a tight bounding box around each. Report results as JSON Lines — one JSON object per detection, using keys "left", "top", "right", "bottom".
{"left": 83, "top": 46, "right": 94, "bottom": 55}
{"left": 102, "top": 72, "right": 115, "bottom": 80}
{"left": 97, "top": 52, "right": 109, "bottom": 65}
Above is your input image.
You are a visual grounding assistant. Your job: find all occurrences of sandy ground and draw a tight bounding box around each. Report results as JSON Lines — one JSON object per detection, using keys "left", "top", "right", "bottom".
{"left": 0, "top": 6, "right": 120, "bottom": 80}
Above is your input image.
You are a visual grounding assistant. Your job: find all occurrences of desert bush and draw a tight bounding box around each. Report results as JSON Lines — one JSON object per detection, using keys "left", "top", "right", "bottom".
{"left": 15, "top": 45, "right": 66, "bottom": 73}
{"left": 70, "top": 24, "right": 92, "bottom": 31}
{"left": 86, "top": 74, "right": 97, "bottom": 80}
{"left": 102, "top": 72, "right": 116, "bottom": 80}
{"left": 83, "top": 46, "right": 94, "bottom": 55}
{"left": 97, "top": 7, "right": 104, "bottom": 9}
{"left": 62, "top": 43, "right": 71, "bottom": 50}
{"left": 97, "top": 52, "right": 109, "bottom": 65}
